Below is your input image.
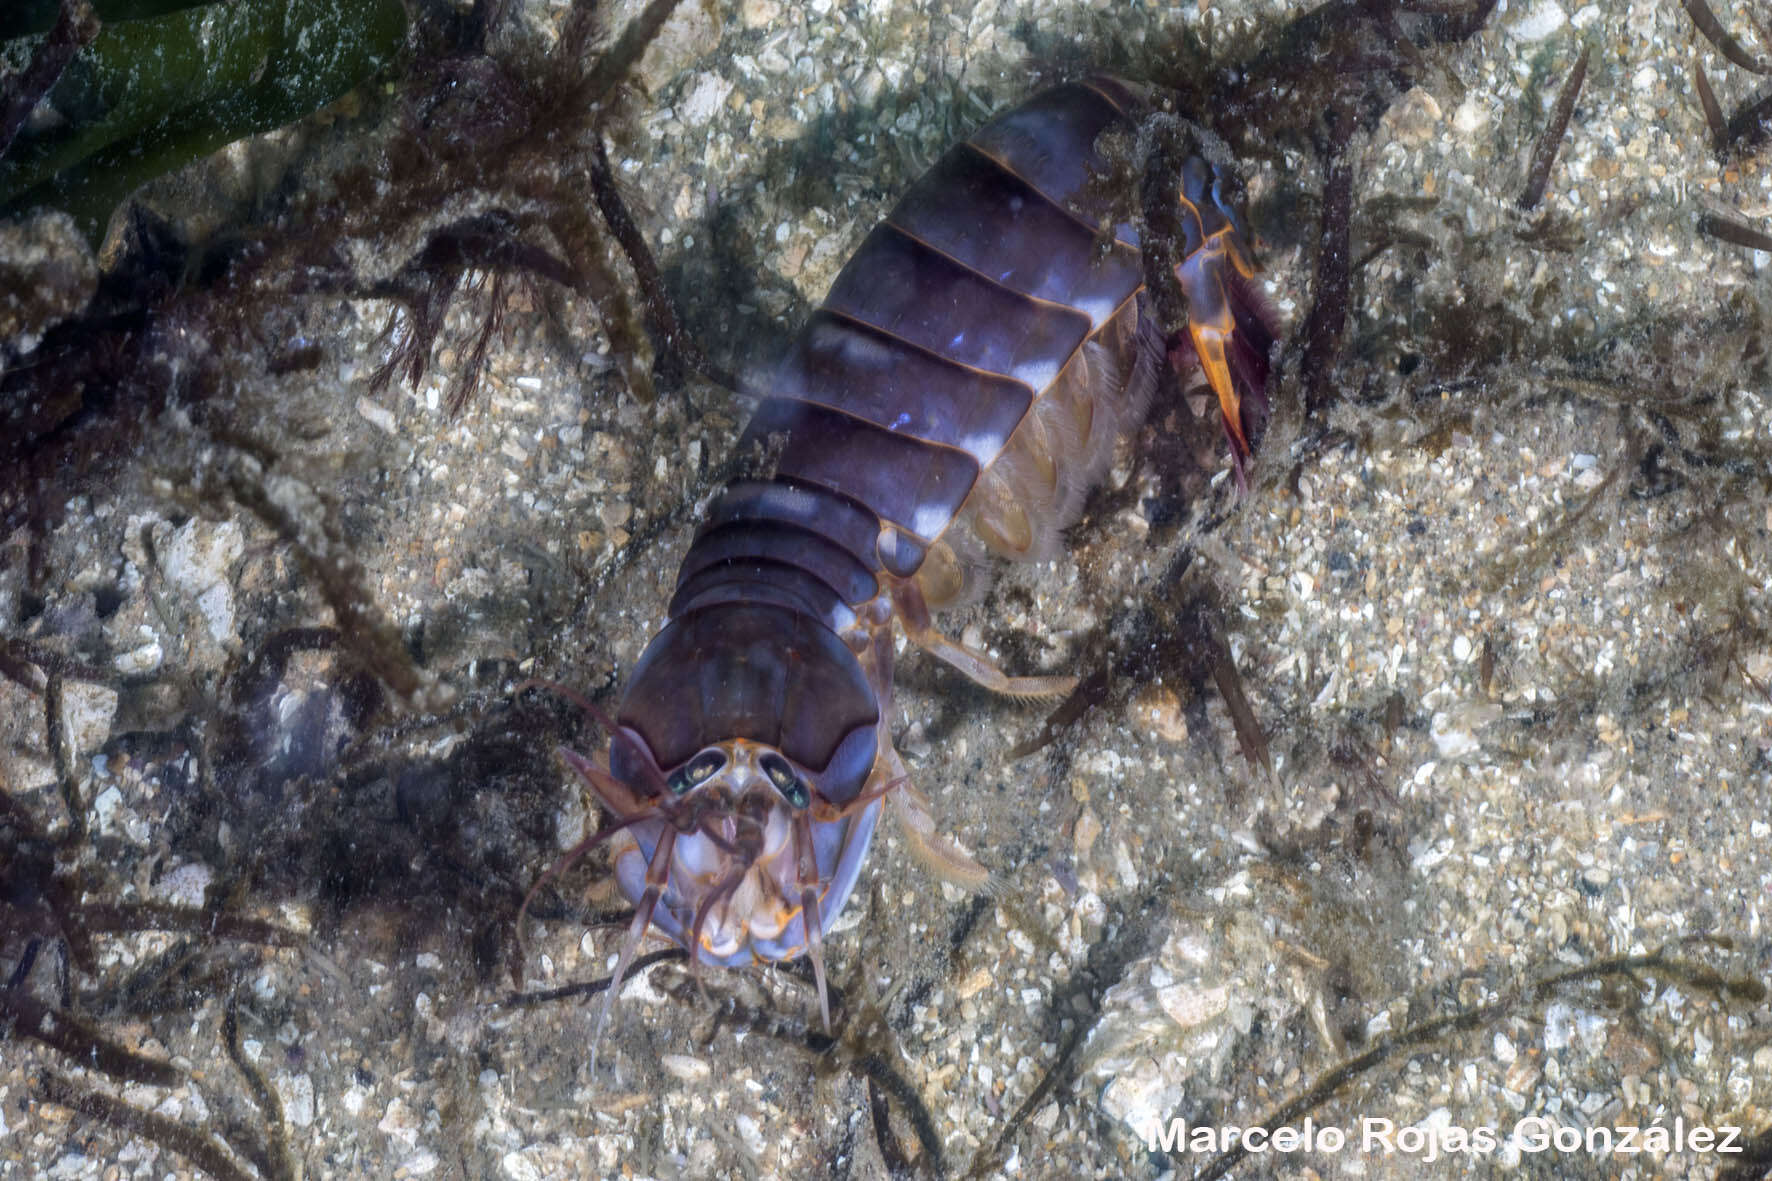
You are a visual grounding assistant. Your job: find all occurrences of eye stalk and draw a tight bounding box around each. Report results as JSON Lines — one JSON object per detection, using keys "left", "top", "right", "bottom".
{"left": 759, "top": 752, "right": 810, "bottom": 809}
{"left": 667, "top": 749, "right": 727, "bottom": 796}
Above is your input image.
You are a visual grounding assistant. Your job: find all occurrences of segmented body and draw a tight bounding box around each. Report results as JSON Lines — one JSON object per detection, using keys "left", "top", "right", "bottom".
{"left": 542, "top": 76, "right": 1276, "bottom": 1029}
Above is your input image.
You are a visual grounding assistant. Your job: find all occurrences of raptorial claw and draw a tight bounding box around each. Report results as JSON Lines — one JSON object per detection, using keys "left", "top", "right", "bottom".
{"left": 881, "top": 749, "right": 992, "bottom": 893}
{"left": 801, "top": 885, "right": 830, "bottom": 1034}
{"left": 589, "top": 828, "right": 676, "bottom": 1078}
{"left": 511, "top": 746, "right": 656, "bottom": 988}
{"left": 792, "top": 811, "right": 834, "bottom": 1034}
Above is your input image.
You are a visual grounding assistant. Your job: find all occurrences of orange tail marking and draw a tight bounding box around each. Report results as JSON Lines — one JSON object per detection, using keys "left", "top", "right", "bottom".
{"left": 1177, "top": 224, "right": 1259, "bottom": 461}
{"left": 1188, "top": 320, "right": 1248, "bottom": 459}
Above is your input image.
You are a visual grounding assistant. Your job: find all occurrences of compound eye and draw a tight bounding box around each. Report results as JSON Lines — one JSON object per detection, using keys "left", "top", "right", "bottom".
{"left": 759, "top": 753, "right": 809, "bottom": 809}
{"left": 668, "top": 749, "right": 726, "bottom": 795}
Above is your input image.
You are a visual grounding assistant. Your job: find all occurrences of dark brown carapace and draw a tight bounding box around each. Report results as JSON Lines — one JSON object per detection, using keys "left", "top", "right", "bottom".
{"left": 523, "top": 75, "right": 1278, "bottom": 1049}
